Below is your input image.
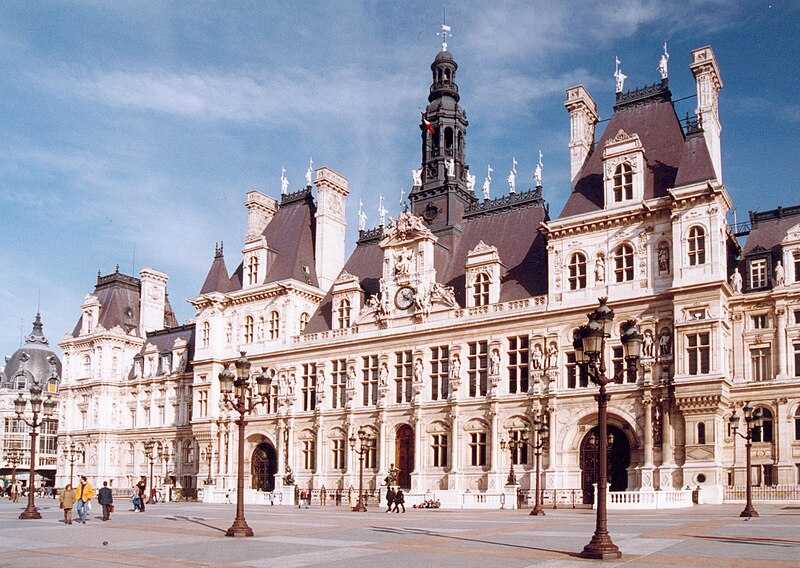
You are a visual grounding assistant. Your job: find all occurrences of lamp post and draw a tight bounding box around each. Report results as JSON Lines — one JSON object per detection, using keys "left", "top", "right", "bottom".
{"left": 500, "top": 434, "right": 522, "bottom": 486}
{"left": 14, "top": 379, "right": 56, "bottom": 519}
{"left": 349, "top": 427, "right": 375, "bottom": 512}
{"left": 6, "top": 447, "right": 23, "bottom": 501}
{"left": 729, "top": 402, "right": 762, "bottom": 518}
{"left": 63, "top": 442, "right": 83, "bottom": 487}
{"left": 529, "top": 414, "right": 550, "bottom": 516}
{"left": 573, "top": 298, "right": 641, "bottom": 560}
{"left": 143, "top": 439, "right": 162, "bottom": 504}
{"left": 205, "top": 442, "right": 215, "bottom": 484}
{"left": 218, "top": 352, "right": 273, "bottom": 537}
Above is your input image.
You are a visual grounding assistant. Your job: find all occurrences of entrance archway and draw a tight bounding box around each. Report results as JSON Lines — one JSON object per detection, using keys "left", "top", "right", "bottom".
{"left": 395, "top": 425, "right": 414, "bottom": 488}
{"left": 579, "top": 424, "right": 630, "bottom": 504}
{"left": 251, "top": 443, "right": 277, "bottom": 492}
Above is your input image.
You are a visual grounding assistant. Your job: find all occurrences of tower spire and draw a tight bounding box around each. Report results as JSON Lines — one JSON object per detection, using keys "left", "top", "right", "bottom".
{"left": 438, "top": 9, "right": 451, "bottom": 52}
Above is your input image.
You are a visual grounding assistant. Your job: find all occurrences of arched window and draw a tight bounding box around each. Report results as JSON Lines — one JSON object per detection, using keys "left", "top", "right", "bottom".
{"left": 299, "top": 312, "right": 310, "bottom": 333}
{"left": 247, "top": 256, "right": 259, "bottom": 285}
{"left": 337, "top": 298, "right": 351, "bottom": 328}
{"left": 568, "top": 252, "right": 587, "bottom": 290}
{"left": 14, "top": 374, "right": 28, "bottom": 390}
{"left": 753, "top": 407, "right": 774, "bottom": 443}
{"left": 83, "top": 355, "right": 92, "bottom": 378}
{"left": 473, "top": 272, "right": 490, "bottom": 306}
{"left": 612, "top": 163, "right": 633, "bottom": 202}
{"left": 183, "top": 440, "right": 194, "bottom": 464}
{"left": 444, "top": 127, "right": 454, "bottom": 156}
{"left": 697, "top": 422, "right": 706, "bottom": 445}
{"left": 269, "top": 311, "right": 280, "bottom": 340}
{"left": 86, "top": 312, "right": 93, "bottom": 334}
{"left": 201, "top": 321, "right": 210, "bottom": 348}
{"left": 688, "top": 226, "right": 706, "bottom": 265}
{"left": 243, "top": 315, "right": 254, "bottom": 343}
{"left": 794, "top": 407, "right": 800, "bottom": 441}
{"left": 613, "top": 244, "right": 635, "bottom": 282}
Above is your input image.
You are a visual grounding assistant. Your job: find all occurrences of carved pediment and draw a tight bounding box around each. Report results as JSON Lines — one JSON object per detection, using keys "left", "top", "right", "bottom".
{"left": 379, "top": 211, "right": 435, "bottom": 246}
{"left": 469, "top": 240, "right": 497, "bottom": 255}
{"left": 783, "top": 222, "right": 800, "bottom": 245}
{"left": 607, "top": 129, "right": 634, "bottom": 144}
{"left": 335, "top": 270, "right": 357, "bottom": 284}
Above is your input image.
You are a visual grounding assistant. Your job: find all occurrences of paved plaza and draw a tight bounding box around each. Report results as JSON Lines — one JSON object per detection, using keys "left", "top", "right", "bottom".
{"left": 1, "top": 499, "right": 798, "bottom": 567}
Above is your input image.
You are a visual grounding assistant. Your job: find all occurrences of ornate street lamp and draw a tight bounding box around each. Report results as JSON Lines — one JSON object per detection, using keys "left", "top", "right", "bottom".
{"left": 573, "top": 298, "right": 641, "bottom": 560}
{"left": 500, "top": 434, "right": 523, "bottom": 486}
{"left": 143, "top": 439, "right": 159, "bottom": 504}
{"left": 5, "top": 447, "right": 23, "bottom": 502}
{"left": 528, "top": 414, "right": 550, "bottom": 516}
{"left": 63, "top": 441, "right": 83, "bottom": 487}
{"left": 349, "top": 427, "right": 375, "bottom": 512}
{"left": 14, "top": 379, "right": 56, "bottom": 519}
{"left": 204, "top": 442, "right": 215, "bottom": 485}
{"left": 729, "top": 402, "right": 763, "bottom": 518}
{"left": 219, "top": 352, "right": 272, "bottom": 537}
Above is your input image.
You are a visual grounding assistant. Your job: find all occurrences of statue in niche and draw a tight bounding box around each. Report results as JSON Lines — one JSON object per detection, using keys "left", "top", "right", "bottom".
{"left": 449, "top": 354, "right": 461, "bottom": 380}
{"left": 657, "top": 243, "right": 670, "bottom": 273}
{"left": 394, "top": 249, "right": 414, "bottom": 276}
{"left": 775, "top": 261, "right": 785, "bottom": 286}
{"left": 490, "top": 349, "right": 501, "bottom": 375}
{"left": 316, "top": 369, "right": 326, "bottom": 393}
{"left": 347, "top": 366, "right": 356, "bottom": 390}
{"left": 414, "top": 358, "right": 424, "bottom": 383}
{"left": 257, "top": 318, "right": 265, "bottom": 341}
{"left": 642, "top": 329, "right": 655, "bottom": 358}
{"left": 379, "top": 362, "right": 389, "bottom": 387}
{"left": 288, "top": 373, "right": 296, "bottom": 396}
{"left": 729, "top": 267, "right": 743, "bottom": 293}
{"left": 225, "top": 323, "right": 232, "bottom": 344}
{"left": 279, "top": 372, "right": 287, "bottom": 395}
{"left": 659, "top": 327, "right": 672, "bottom": 357}
{"left": 532, "top": 344, "right": 544, "bottom": 370}
{"left": 546, "top": 342, "right": 558, "bottom": 369}
{"left": 446, "top": 158, "right": 455, "bottom": 179}
{"left": 595, "top": 254, "right": 606, "bottom": 283}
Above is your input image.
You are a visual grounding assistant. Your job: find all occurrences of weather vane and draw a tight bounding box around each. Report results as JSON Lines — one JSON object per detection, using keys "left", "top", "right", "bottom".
{"left": 437, "top": 7, "right": 451, "bottom": 52}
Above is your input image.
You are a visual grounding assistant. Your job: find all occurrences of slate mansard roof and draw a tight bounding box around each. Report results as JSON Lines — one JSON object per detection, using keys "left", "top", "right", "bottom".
{"left": 136, "top": 323, "right": 196, "bottom": 374}
{"left": 742, "top": 205, "right": 800, "bottom": 257}
{"left": 559, "top": 82, "right": 717, "bottom": 219}
{"left": 199, "top": 188, "right": 319, "bottom": 295}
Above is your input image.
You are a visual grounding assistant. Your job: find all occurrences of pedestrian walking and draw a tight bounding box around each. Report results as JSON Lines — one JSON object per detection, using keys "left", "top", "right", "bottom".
{"left": 98, "top": 481, "right": 114, "bottom": 521}
{"left": 347, "top": 486, "right": 357, "bottom": 509}
{"left": 269, "top": 490, "right": 275, "bottom": 506}
{"left": 320, "top": 485, "right": 327, "bottom": 506}
{"left": 393, "top": 488, "right": 405, "bottom": 513}
{"left": 385, "top": 486, "right": 396, "bottom": 513}
{"left": 11, "top": 481, "right": 20, "bottom": 502}
{"left": 136, "top": 477, "right": 147, "bottom": 512}
{"left": 60, "top": 483, "right": 76, "bottom": 525}
{"left": 74, "top": 476, "right": 94, "bottom": 524}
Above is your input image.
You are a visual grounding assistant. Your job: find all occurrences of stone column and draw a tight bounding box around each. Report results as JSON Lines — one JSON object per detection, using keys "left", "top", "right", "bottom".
{"left": 489, "top": 405, "right": 502, "bottom": 491}
{"left": 449, "top": 406, "right": 461, "bottom": 491}
{"left": 658, "top": 398, "right": 674, "bottom": 489}
{"left": 638, "top": 396, "right": 655, "bottom": 490}
{"left": 776, "top": 306, "right": 788, "bottom": 379}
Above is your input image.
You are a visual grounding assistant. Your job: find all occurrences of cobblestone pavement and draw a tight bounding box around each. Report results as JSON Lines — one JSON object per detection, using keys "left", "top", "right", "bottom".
{"left": 1, "top": 498, "right": 799, "bottom": 567}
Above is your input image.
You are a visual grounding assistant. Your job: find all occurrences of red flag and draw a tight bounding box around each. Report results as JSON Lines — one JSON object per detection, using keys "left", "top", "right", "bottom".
{"left": 421, "top": 113, "right": 435, "bottom": 135}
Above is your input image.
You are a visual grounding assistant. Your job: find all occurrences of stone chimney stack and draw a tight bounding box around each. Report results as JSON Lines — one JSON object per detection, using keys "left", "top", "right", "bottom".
{"left": 313, "top": 167, "right": 349, "bottom": 292}
{"left": 564, "top": 85, "right": 599, "bottom": 182}
{"left": 139, "top": 268, "right": 168, "bottom": 334}
{"left": 690, "top": 46, "right": 724, "bottom": 183}
{"left": 244, "top": 190, "right": 278, "bottom": 239}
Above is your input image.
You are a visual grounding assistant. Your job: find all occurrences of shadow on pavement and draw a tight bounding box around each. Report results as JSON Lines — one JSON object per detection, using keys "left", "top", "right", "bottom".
{"left": 167, "top": 515, "right": 227, "bottom": 533}
{"left": 688, "top": 534, "right": 800, "bottom": 548}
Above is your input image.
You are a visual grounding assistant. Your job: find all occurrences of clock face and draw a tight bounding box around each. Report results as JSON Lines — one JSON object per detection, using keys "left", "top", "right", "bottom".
{"left": 394, "top": 286, "right": 415, "bottom": 310}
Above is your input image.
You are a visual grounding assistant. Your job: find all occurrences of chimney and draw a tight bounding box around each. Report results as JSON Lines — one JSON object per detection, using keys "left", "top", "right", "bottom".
{"left": 139, "top": 268, "right": 168, "bottom": 334}
{"left": 690, "top": 46, "right": 723, "bottom": 183}
{"left": 313, "top": 167, "right": 350, "bottom": 292}
{"left": 244, "top": 190, "right": 278, "bottom": 239}
{"left": 564, "top": 85, "right": 599, "bottom": 182}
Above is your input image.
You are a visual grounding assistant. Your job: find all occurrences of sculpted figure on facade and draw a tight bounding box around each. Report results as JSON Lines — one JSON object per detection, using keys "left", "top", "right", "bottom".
{"left": 546, "top": 342, "right": 558, "bottom": 369}
{"left": 446, "top": 157, "right": 455, "bottom": 179}
{"left": 657, "top": 242, "right": 670, "bottom": 273}
{"left": 449, "top": 354, "right": 461, "bottom": 381}
{"left": 412, "top": 168, "right": 422, "bottom": 187}
{"left": 490, "top": 349, "right": 501, "bottom": 375}
{"left": 288, "top": 373, "right": 296, "bottom": 397}
{"left": 642, "top": 329, "right": 655, "bottom": 358}
{"left": 379, "top": 362, "right": 389, "bottom": 387}
{"left": 414, "top": 358, "right": 424, "bottom": 384}
{"left": 659, "top": 327, "right": 672, "bottom": 357}
{"left": 347, "top": 366, "right": 356, "bottom": 390}
{"left": 467, "top": 171, "right": 476, "bottom": 193}
{"left": 225, "top": 323, "right": 232, "bottom": 344}
{"left": 278, "top": 372, "right": 288, "bottom": 396}
{"left": 394, "top": 248, "right": 414, "bottom": 276}
{"left": 429, "top": 282, "right": 458, "bottom": 307}
{"left": 730, "top": 267, "right": 743, "bottom": 293}
{"left": 316, "top": 368, "right": 326, "bottom": 394}
{"left": 532, "top": 343, "right": 544, "bottom": 370}
{"left": 414, "top": 284, "right": 431, "bottom": 319}
{"left": 775, "top": 260, "right": 785, "bottom": 286}
{"left": 595, "top": 254, "right": 606, "bottom": 283}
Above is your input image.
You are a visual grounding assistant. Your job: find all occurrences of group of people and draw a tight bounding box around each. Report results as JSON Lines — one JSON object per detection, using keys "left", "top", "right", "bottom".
{"left": 412, "top": 499, "right": 441, "bottom": 509}
{"left": 384, "top": 486, "right": 406, "bottom": 513}
{"left": 59, "top": 476, "right": 114, "bottom": 524}
{"left": 131, "top": 477, "right": 147, "bottom": 511}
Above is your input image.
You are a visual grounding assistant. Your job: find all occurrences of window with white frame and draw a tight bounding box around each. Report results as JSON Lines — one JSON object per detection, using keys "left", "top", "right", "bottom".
{"left": 507, "top": 336, "right": 529, "bottom": 394}
{"left": 568, "top": 252, "right": 587, "bottom": 290}
{"left": 697, "top": 422, "right": 706, "bottom": 444}
{"left": 198, "top": 390, "right": 208, "bottom": 417}
{"left": 751, "top": 314, "right": 768, "bottom": 329}
{"left": 566, "top": 351, "right": 589, "bottom": 388}
{"left": 247, "top": 255, "right": 259, "bottom": 286}
{"left": 794, "top": 343, "right": 800, "bottom": 377}
{"left": 201, "top": 321, "right": 210, "bottom": 348}
{"left": 468, "top": 341, "right": 488, "bottom": 397}
{"left": 301, "top": 362, "right": 316, "bottom": 411}
{"left": 687, "top": 226, "right": 706, "bottom": 265}
{"left": 794, "top": 252, "right": 800, "bottom": 283}
{"left": 430, "top": 346, "right": 449, "bottom": 401}
{"left": 330, "top": 358, "right": 347, "bottom": 409}
{"left": 331, "top": 438, "right": 346, "bottom": 470}
{"left": 243, "top": 315, "right": 254, "bottom": 343}
{"left": 302, "top": 439, "right": 316, "bottom": 470}
{"left": 749, "top": 258, "right": 767, "bottom": 289}
{"left": 508, "top": 429, "right": 529, "bottom": 465}
{"left": 268, "top": 311, "right": 280, "bottom": 339}
{"left": 613, "top": 244, "right": 634, "bottom": 282}
{"left": 299, "top": 312, "right": 310, "bottom": 333}
{"left": 473, "top": 272, "right": 490, "bottom": 306}
{"left": 750, "top": 347, "right": 771, "bottom": 381}
{"left": 361, "top": 355, "right": 379, "bottom": 406}
{"left": 395, "top": 350, "right": 413, "bottom": 403}
{"left": 793, "top": 407, "right": 800, "bottom": 441}
{"left": 432, "top": 434, "right": 448, "bottom": 467}
{"left": 612, "top": 163, "right": 633, "bottom": 202}
{"left": 752, "top": 407, "right": 774, "bottom": 443}
{"left": 337, "top": 298, "right": 351, "bottom": 328}
{"left": 687, "top": 332, "right": 710, "bottom": 375}
{"left": 468, "top": 431, "right": 487, "bottom": 466}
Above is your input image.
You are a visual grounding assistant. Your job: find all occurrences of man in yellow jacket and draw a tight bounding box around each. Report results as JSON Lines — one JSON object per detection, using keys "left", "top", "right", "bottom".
{"left": 74, "top": 476, "right": 94, "bottom": 524}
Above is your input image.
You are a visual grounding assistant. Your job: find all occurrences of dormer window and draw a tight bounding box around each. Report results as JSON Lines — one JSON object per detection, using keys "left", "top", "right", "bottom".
{"left": 337, "top": 299, "right": 351, "bottom": 328}
{"left": 473, "top": 272, "right": 490, "bottom": 306}
{"left": 750, "top": 258, "right": 767, "bottom": 289}
{"left": 612, "top": 163, "right": 633, "bottom": 202}
{"left": 688, "top": 226, "right": 706, "bottom": 265}
{"left": 614, "top": 244, "right": 635, "bottom": 282}
{"left": 247, "top": 256, "right": 259, "bottom": 286}
{"left": 201, "top": 321, "right": 210, "bottom": 348}
{"left": 299, "top": 312, "right": 310, "bottom": 333}
{"left": 243, "top": 315, "right": 254, "bottom": 343}
{"left": 269, "top": 310, "right": 280, "bottom": 339}
{"left": 568, "top": 252, "right": 587, "bottom": 290}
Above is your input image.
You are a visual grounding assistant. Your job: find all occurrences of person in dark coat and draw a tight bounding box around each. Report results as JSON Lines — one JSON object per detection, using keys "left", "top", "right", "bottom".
{"left": 385, "top": 486, "right": 396, "bottom": 513}
{"left": 98, "top": 481, "right": 114, "bottom": 521}
{"left": 136, "top": 477, "right": 147, "bottom": 512}
{"left": 393, "top": 489, "right": 405, "bottom": 513}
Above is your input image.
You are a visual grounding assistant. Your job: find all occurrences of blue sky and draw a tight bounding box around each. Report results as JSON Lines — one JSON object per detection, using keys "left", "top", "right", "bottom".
{"left": 1, "top": 1, "right": 798, "bottom": 359}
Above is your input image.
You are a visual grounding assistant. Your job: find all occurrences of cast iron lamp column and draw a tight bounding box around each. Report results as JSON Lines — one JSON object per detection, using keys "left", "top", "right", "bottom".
{"left": 219, "top": 352, "right": 273, "bottom": 537}
{"left": 63, "top": 441, "right": 82, "bottom": 487}
{"left": 573, "top": 298, "right": 642, "bottom": 560}
{"left": 729, "top": 402, "right": 762, "bottom": 518}
{"left": 204, "top": 442, "right": 215, "bottom": 484}
{"left": 499, "top": 435, "right": 521, "bottom": 486}
{"left": 6, "top": 447, "right": 22, "bottom": 500}
{"left": 14, "top": 379, "right": 56, "bottom": 519}
{"left": 349, "top": 427, "right": 375, "bottom": 512}
{"left": 143, "top": 439, "right": 160, "bottom": 504}
{"left": 529, "top": 414, "right": 550, "bottom": 516}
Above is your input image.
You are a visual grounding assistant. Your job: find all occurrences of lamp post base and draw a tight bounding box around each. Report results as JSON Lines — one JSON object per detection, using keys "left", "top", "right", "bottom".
{"left": 19, "top": 508, "right": 41, "bottom": 520}
{"left": 225, "top": 519, "right": 255, "bottom": 537}
{"left": 351, "top": 501, "right": 368, "bottom": 512}
{"left": 740, "top": 506, "right": 759, "bottom": 518}
{"left": 579, "top": 533, "right": 622, "bottom": 560}
{"left": 529, "top": 504, "right": 545, "bottom": 516}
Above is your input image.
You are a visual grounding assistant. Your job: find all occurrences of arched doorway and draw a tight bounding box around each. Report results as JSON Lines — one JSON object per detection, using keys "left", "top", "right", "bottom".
{"left": 579, "top": 424, "right": 630, "bottom": 504}
{"left": 394, "top": 425, "right": 414, "bottom": 489}
{"left": 251, "top": 443, "right": 277, "bottom": 492}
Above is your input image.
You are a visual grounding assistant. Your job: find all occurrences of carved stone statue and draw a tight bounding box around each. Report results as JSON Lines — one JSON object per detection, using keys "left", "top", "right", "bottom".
{"left": 358, "top": 200, "right": 367, "bottom": 231}
{"left": 449, "top": 354, "right": 461, "bottom": 380}
{"left": 730, "top": 267, "right": 743, "bottom": 293}
{"left": 614, "top": 57, "right": 627, "bottom": 93}
{"left": 446, "top": 158, "right": 455, "bottom": 179}
{"left": 414, "top": 358, "right": 424, "bottom": 383}
{"left": 546, "top": 342, "right": 558, "bottom": 369}
{"left": 316, "top": 369, "right": 326, "bottom": 393}
{"left": 379, "top": 362, "right": 389, "bottom": 387}
{"left": 533, "top": 150, "right": 543, "bottom": 187}
{"left": 490, "top": 349, "right": 501, "bottom": 375}
{"left": 532, "top": 344, "right": 544, "bottom": 370}
{"left": 467, "top": 171, "right": 476, "bottom": 193}
{"left": 658, "top": 243, "right": 670, "bottom": 273}
{"left": 412, "top": 168, "right": 422, "bottom": 187}
{"left": 659, "top": 328, "right": 672, "bottom": 357}
{"left": 507, "top": 157, "right": 517, "bottom": 194}
{"left": 394, "top": 248, "right": 414, "bottom": 276}
{"left": 775, "top": 261, "right": 785, "bottom": 286}
{"left": 347, "top": 366, "right": 356, "bottom": 390}
{"left": 658, "top": 41, "right": 669, "bottom": 80}
{"left": 280, "top": 167, "right": 289, "bottom": 195}
{"left": 279, "top": 372, "right": 288, "bottom": 395}
{"left": 642, "top": 329, "right": 654, "bottom": 358}
{"left": 305, "top": 157, "right": 313, "bottom": 186}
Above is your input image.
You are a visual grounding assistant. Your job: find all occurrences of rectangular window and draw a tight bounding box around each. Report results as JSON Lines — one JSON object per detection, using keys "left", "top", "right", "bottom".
{"left": 468, "top": 341, "right": 488, "bottom": 397}
{"left": 302, "top": 363, "right": 317, "bottom": 411}
{"left": 395, "top": 350, "right": 413, "bottom": 403}
{"left": 509, "top": 429, "right": 529, "bottom": 465}
{"left": 330, "top": 358, "right": 347, "bottom": 409}
{"left": 763, "top": 465, "right": 774, "bottom": 487}
{"left": 794, "top": 343, "right": 800, "bottom": 378}
{"left": 432, "top": 434, "right": 448, "bottom": 467}
{"left": 430, "top": 346, "right": 449, "bottom": 401}
{"left": 332, "top": 439, "right": 346, "bottom": 470}
{"left": 749, "top": 258, "right": 767, "bottom": 289}
{"left": 750, "top": 347, "right": 771, "bottom": 381}
{"left": 795, "top": 310, "right": 800, "bottom": 325}
{"left": 687, "top": 333, "right": 710, "bottom": 375}
{"left": 794, "top": 253, "right": 800, "bottom": 284}
{"left": 362, "top": 355, "right": 379, "bottom": 406}
{"left": 566, "top": 352, "right": 589, "bottom": 388}
{"left": 507, "top": 335, "right": 529, "bottom": 394}
{"left": 612, "top": 346, "right": 636, "bottom": 384}
{"left": 751, "top": 314, "right": 768, "bottom": 329}
{"left": 302, "top": 440, "right": 315, "bottom": 470}
{"left": 469, "top": 432, "right": 487, "bottom": 466}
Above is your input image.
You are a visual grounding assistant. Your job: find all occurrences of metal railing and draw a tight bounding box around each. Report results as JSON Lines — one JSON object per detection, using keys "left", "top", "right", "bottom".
{"left": 724, "top": 484, "right": 800, "bottom": 501}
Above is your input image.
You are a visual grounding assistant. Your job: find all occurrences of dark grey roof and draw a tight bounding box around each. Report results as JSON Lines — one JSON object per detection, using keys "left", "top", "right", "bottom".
{"left": 674, "top": 130, "right": 716, "bottom": 187}
{"left": 3, "top": 313, "right": 61, "bottom": 388}
{"left": 742, "top": 205, "right": 800, "bottom": 256}
{"left": 139, "top": 323, "right": 195, "bottom": 372}
{"left": 199, "top": 245, "right": 231, "bottom": 295}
